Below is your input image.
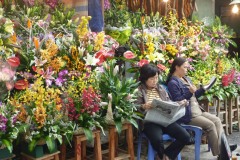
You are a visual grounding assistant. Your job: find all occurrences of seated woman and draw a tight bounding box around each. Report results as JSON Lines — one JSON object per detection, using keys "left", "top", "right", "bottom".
{"left": 136, "top": 63, "right": 191, "bottom": 160}
{"left": 166, "top": 57, "right": 237, "bottom": 159}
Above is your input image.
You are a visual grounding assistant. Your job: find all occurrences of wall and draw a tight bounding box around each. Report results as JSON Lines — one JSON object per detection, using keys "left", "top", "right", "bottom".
{"left": 215, "top": 0, "right": 240, "bottom": 37}
{"left": 192, "top": 0, "right": 215, "bottom": 25}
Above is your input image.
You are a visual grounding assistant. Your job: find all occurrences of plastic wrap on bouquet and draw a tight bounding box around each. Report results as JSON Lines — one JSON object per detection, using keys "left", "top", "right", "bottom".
{"left": 105, "top": 25, "right": 132, "bottom": 45}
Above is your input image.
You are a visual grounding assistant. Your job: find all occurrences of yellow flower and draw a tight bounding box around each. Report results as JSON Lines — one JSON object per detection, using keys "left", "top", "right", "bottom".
{"left": 4, "top": 18, "right": 14, "bottom": 35}
{"left": 76, "top": 16, "right": 91, "bottom": 39}
{"left": 94, "top": 32, "right": 104, "bottom": 51}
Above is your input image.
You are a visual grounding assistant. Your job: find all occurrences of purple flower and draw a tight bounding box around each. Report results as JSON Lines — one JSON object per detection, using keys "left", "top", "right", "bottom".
{"left": 58, "top": 69, "right": 68, "bottom": 78}
{"left": 55, "top": 77, "right": 64, "bottom": 87}
{"left": 0, "top": 114, "right": 8, "bottom": 132}
{"left": 104, "top": 0, "right": 111, "bottom": 10}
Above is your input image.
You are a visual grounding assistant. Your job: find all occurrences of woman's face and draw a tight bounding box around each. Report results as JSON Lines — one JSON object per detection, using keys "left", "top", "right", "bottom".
{"left": 145, "top": 74, "right": 159, "bottom": 88}
{"left": 175, "top": 61, "right": 189, "bottom": 77}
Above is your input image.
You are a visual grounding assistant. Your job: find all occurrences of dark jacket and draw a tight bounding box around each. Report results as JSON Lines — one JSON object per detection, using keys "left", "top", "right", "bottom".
{"left": 167, "top": 76, "right": 205, "bottom": 124}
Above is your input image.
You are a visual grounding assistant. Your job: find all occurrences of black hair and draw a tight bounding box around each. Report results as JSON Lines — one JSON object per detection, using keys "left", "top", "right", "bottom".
{"left": 139, "top": 64, "right": 160, "bottom": 84}
{"left": 166, "top": 57, "right": 187, "bottom": 84}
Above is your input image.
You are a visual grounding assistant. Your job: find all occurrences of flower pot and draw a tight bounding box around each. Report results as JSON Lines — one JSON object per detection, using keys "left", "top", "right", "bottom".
{"left": 22, "top": 142, "right": 44, "bottom": 158}
{"left": 0, "top": 146, "right": 13, "bottom": 159}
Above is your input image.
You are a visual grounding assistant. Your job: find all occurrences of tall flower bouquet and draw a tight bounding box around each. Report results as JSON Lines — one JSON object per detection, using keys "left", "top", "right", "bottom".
{"left": 98, "top": 60, "right": 140, "bottom": 133}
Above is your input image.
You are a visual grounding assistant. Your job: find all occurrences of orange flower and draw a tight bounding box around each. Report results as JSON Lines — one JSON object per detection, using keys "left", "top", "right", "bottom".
{"left": 10, "top": 33, "right": 17, "bottom": 43}
{"left": 33, "top": 37, "right": 39, "bottom": 49}
{"left": 27, "top": 19, "right": 32, "bottom": 29}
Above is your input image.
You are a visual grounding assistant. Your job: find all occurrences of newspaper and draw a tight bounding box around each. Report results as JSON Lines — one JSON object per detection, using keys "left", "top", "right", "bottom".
{"left": 144, "top": 99, "right": 186, "bottom": 127}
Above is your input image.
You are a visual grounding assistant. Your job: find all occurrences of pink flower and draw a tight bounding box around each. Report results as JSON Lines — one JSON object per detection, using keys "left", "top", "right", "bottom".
{"left": 123, "top": 51, "right": 136, "bottom": 59}
{"left": 157, "top": 64, "right": 167, "bottom": 71}
{"left": 168, "top": 59, "right": 174, "bottom": 64}
{"left": 138, "top": 59, "right": 149, "bottom": 67}
{"left": 44, "top": 0, "right": 58, "bottom": 9}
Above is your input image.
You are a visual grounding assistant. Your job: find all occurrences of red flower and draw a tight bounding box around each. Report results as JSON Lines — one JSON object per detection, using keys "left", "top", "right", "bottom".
{"left": 138, "top": 59, "right": 149, "bottom": 67}
{"left": 221, "top": 69, "right": 236, "bottom": 87}
{"left": 95, "top": 49, "right": 106, "bottom": 66}
{"left": 7, "top": 57, "right": 20, "bottom": 67}
{"left": 123, "top": 51, "right": 136, "bottom": 59}
{"left": 157, "top": 64, "right": 167, "bottom": 71}
{"left": 14, "top": 79, "right": 29, "bottom": 90}
{"left": 222, "top": 75, "right": 229, "bottom": 87}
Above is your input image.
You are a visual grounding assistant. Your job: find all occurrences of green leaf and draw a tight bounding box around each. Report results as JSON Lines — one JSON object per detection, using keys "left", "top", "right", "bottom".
{"left": 83, "top": 128, "right": 93, "bottom": 142}
{"left": 128, "top": 118, "right": 138, "bottom": 129}
{"left": 115, "top": 120, "right": 123, "bottom": 134}
{"left": 46, "top": 136, "right": 55, "bottom": 153}
{"left": 2, "top": 139, "right": 13, "bottom": 153}
{"left": 28, "top": 139, "right": 37, "bottom": 152}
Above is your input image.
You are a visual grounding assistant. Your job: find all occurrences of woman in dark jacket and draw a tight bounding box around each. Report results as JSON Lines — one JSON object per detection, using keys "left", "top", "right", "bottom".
{"left": 166, "top": 57, "right": 237, "bottom": 158}
{"left": 136, "top": 63, "right": 191, "bottom": 160}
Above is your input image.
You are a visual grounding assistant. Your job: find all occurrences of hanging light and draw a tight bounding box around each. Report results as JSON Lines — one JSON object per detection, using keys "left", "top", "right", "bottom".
{"left": 163, "top": 0, "right": 169, "bottom": 2}
{"left": 232, "top": 4, "right": 239, "bottom": 13}
{"left": 229, "top": 0, "right": 240, "bottom": 13}
{"left": 229, "top": 0, "right": 240, "bottom": 5}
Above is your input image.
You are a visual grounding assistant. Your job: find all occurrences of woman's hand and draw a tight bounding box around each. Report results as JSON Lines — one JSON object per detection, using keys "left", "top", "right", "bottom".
{"left": 189, "top": 85, "right": 197, "bottom": 93}
{"left": 178, "top": 99, "right": 189, "bottom": 107}
{"left": 142, "top": 102, "right": 152, "bottom": 110}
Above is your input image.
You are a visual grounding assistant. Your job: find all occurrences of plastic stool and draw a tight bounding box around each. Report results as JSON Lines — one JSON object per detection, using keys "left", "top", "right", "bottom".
{"left": 181, "top": 124, "right": 203, "bottom": 160}
{"left": 137, "top": 132, "right": 181, "bottom": 160}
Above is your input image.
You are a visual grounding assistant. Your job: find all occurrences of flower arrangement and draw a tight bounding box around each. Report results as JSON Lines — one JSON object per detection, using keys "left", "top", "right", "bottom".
{"left": 0, "top": 103, "right": 24, "bottom": 152}
{"left": 60, "top": 69, "right": 105, "bottom": 140}
{"left": 9, "top": 77, "right": 75, "bottom": 152}
{"left": 98, "top": 60, "right": 140, "bottom": 133}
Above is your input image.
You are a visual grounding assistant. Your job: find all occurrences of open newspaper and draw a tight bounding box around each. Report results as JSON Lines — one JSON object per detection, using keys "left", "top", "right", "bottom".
{"left": 144, "top": 99, "right": 186, "bottom": 127}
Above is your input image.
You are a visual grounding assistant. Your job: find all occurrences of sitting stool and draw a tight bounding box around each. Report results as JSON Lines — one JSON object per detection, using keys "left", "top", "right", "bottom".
{"left": 74, "top": 130, "right": 102, "bottom": 160}
{"left": 108, "top": 123, "right": 134, "bottom": 160}
{"left": 21, "top": 151, "right": 60, "bottom": 160}
{"left": 137, "top": 132, "right": 181, "bottom": 160}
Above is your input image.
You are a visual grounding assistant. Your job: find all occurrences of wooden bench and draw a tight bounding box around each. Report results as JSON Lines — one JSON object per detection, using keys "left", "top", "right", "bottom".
{"left": 21, "top": 151, "right": 60, "bottom": 160}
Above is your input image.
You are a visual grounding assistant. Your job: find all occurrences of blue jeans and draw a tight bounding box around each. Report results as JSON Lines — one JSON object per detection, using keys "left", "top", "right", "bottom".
{"left": 143, "top": 122, "right": 191, "bottom": 159}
